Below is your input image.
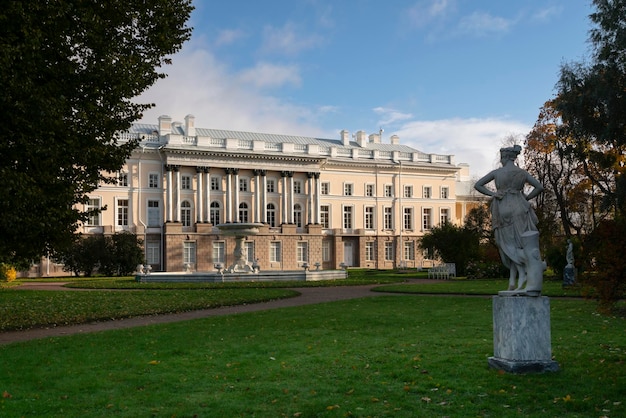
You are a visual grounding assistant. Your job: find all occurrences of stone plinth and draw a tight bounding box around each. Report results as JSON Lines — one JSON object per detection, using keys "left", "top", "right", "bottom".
{"left": 488, "top": 296, "right": 559, "bottom": 373}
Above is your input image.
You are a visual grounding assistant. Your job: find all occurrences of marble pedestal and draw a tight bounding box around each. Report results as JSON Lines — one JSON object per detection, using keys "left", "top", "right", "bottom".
{"left": 488, "top": 296, "right": 559, "bottom": 373}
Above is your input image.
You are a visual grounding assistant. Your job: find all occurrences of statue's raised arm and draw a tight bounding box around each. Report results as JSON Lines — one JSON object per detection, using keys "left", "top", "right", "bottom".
{"left": 473, "top": 145, "right": 546, "bottom": 295}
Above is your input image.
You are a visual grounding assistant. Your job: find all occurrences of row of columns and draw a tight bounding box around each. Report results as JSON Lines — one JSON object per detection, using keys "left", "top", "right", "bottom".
{"left": 164, "top": 165, "right": 321, "bottom": 226}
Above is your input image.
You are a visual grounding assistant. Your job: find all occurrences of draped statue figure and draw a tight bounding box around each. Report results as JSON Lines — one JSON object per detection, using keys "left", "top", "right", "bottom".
{"left": 474, "top": 145, "right": 545, "bottom": 295}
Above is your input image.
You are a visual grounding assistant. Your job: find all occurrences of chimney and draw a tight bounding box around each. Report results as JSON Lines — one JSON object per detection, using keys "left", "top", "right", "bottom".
{"left": 368, "top": 133, "right": 380, "bottom": 144}
{"left": 355, "top": 130, "right": 367, "bottom": 145}
{"left": 158, "top": 115, "right": 172, "bottom": 136}
{"left": 390, "top": 134, "right": 400, "bottom": 145}
{"left": 340, "top": 130, "right": 350, "bottom": 146}
{"left": 184, "top": 114, "right": 196, "bottom": 137}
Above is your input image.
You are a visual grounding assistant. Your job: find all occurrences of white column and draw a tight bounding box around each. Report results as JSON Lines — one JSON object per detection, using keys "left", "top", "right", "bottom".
{"left": 307, "top": 173, "right": 314, "bottom": 225}
{"left": 288, "top": 173, "right": 294, "bottom": 224}
{"left": 166, "top": 166, "right": 173, "bottom": 222}
{"left": 233, "top": 169, "right": 240, "bottom": 222}
{"left": 281, "top": 172, "right": 288, "bottom": 225}
{"left": 254, "top": 170, "right": 261, "bottom": 223}
{"left": 225, "top": 169, "right": 232, "bottom": 223}
{"left": 262, "top": 171, "right": 267, "bottom": 223}
{"left": 204, "top": 169, "right": 210, "bottom": 223}
{"left": 315, "top": 173, "right": 321, "bottom": 224}
{"left": 174, "top": 166, "right": 181, "bottom": 222}
{"left": 196, "top": 167, "right": 203, "bottom": 223}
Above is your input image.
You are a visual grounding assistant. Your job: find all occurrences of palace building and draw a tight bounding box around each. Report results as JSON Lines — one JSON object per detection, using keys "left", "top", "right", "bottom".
{"left": 56, "top": 114, "right": 477, "bottom": 275}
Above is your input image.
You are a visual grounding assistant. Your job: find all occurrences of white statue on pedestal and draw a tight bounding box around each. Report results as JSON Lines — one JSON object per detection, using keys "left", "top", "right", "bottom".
{"left": 474, "top": 145, "right": 546, "bottom": 295}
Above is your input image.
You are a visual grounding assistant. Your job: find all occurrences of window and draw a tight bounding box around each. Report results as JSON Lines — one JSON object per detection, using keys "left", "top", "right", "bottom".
{"left": 293, "top": 204, "right": 302, "bottom": 227}
{"left": 403, "top": 207, "right": 413, "bottom": 230}
{"left": 239, "top": 178, "right": 248, "bottom": 192}
{"left": 365, "top": 242, "right": 375, "bottom": 261}
{"left": 404, "top": 241, "right": 415, "bottom": 261}
{"left": 212, "top": 242, "right": 225, "bottom": 264}
{"left": 293, "top": 180, "right": 302, "bottom": 194}
{"left": 181, "top": 175, "right": 191, "bottom": 190}
{"left": 147, "top": 200, "right": 161, "bottom": 227}
{"left": 404, "top": 185, "right": 413, "bottom": 198}
{"left": 238, "top": 203, "right": 249, "bottom": 223}
{"left": 181, "top": 201, "right": 192, "bottom": 227}
{"left": 440, "top": 208, "right": 450, "bottom": 224}
{"left": 322, "top": 241, "right": 331, "bottom": 262}
{"left": 343, "top": 183, "right": 353, "bottom": 196}
{"left": 365, "top": 206, "right": 375, "bottom": 229}
{"left": 85, "top": 198, "right": 101, "bottom": 226}
{"left": 321, "top": 182, "right": 330, "bottom": 195}
{"left": 423, "top": 186, "right": 432, "bottom": 199}
{"left": 343, "top": 206, "right": 353, "bottom": 229}
{"left": 296, "top": 242, "right": 308, "bottom": 263}
{"left": 385, "top": 242, "right": 394, "bottom": 261}
{"left": 210, "top": 176, "right": 221, "bottom": 191}
{"left": 117, "top": 199, "right": 129, "bottom": 227}
{"left": 270, "top": 241, "right": 281, "bottom": 262}
{"left": 385, "top": 185, "right": 393, "bottom": 197}
{"left": 266, "top": 179, "right": 275, "bottom": 193}
{"left": 210, "top": 201, "right": 221, "bottom": 225}
{"left": 266, "top": 203, "right": 276, "bottom": 227}
{"left": 183, "top": 241, "right": 196, "bottom": 265}
{"left": 423, "top": 208, "right": 432, "bottom": 230}
{"left": 384, "top": 207, "right": 393, "bottom": 230}
{"left": 366, "top": 184, "right": 375, "bottom": 197}
{"left": 118, "top": 172, "right": 128, "bottom": 187}
{"left": 320, "top": 205, "right": 329, "bottom": 228}
{"left": 441, "top": 187, "right": 449, "bottom": 199}
{"left": 146, "top": 242, "right": 160, "bottom": 265}
{"left": 149, "top": 173, "right": 159, "bottom": 188}
{"left": 244, "top": 242, "right": 254, "bottom": 263}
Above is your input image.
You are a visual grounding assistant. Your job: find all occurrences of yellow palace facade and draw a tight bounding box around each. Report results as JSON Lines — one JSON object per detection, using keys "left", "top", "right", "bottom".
{"left": 76, "top": 114, "right": 476, "bottom": 273}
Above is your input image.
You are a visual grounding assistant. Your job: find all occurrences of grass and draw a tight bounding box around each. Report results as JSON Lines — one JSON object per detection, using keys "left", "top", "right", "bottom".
{"left": 0, "top": 288, "right": 299, "bottom": 331}
{"left": 374, "top": 278, "right": 584, "bottom": 298}
{"left": 0, "top": 296, "right": 624, "bottom": 417}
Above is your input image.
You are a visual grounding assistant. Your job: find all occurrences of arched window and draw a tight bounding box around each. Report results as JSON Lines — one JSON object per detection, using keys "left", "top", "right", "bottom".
{"left": 181, "top": 201, "right": 192, "bottom": 227}
{"left": 239, "top": 202, "right": 249, "bottom": 223}
{"left": 266, "top": 203, "right": 276, "bottom": 227}
{"left": 294, "top": 203, "right": 302, "bottom": 227}
{"left": 210, "top": 201, "right": 221, "bottom": 225}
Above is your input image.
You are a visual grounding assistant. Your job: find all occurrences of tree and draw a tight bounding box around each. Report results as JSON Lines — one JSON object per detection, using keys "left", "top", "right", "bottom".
{"left": 418, "top": 223, "right": 480, "bottom": 276}
{"left": 555, "top": 0, "right": 626, "bottom": 217}
{"left": 524, "top": 100, "right": 596, "bottom": 240}
{"left": 0, "top": 1, "right": 193, "bottom": 267}
{"left": 58, "top": 232, "right": 143, "bottom": 277}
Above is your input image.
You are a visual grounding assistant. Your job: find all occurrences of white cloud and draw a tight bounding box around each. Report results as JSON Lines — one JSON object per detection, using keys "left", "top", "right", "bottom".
{"left": 407, "top": 0, "right": 456, "bottom": 28}
{"left": 135, "top": 41, "right": 325, "bottom": 137}
{"left": 214, "top": 28, "right": 246, "bottom": 47}
{"left": 393, "top": 117, "right": 531, "bottom": 177}
{"left": 373, "top": 107, "right": 414, "bottom": 126}
{"left": 237, "top": 62, "right": 301, "bottom": 89}
{"left": 261, "top": 22, "right": 324, "bottom": 55}
{"left": 457, "top": 11, "right": 513, "bottom": 37}
{"left": 531, "top": 6, "right": 563, "bottom": 23}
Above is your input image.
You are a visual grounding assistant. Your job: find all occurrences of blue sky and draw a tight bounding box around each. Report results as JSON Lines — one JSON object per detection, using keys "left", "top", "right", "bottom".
{"left": 137, "top": 0, "right": 593, "bottom": 177}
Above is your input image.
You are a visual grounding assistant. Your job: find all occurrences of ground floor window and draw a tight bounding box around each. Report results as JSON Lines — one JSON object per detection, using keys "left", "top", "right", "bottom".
{"left": 322, "top": 241, "right": 331, "bottom": 262}
{"left": 404, "top": 241, "right": 415, "bottom": 261}
{"left": 365, "top": 242, "right": 375, "bottom": 261}
{"left": 384, "top": 242, "right": 394, "bottom": 261}
{"left": 183, "top": 241, "right": 196, "bottom": 265}
{"left": 296, "top": 242, "right": 308, "bottom": 263}
{"left": 270, "top": 241, "right": 281, "bottom": 262}
{"left": 212, "top": 242, "right": 225, "bottom": 264}
{"left": 146, "top": 242, "right": 160, "bottom": 265}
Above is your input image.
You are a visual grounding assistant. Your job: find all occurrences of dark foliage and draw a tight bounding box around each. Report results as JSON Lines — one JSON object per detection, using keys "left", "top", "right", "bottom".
{"left": 418, "top": 223, "right": 480, "bottom": 276}
{"left": 0, "top": 1, "right": 193, "bottom": 266}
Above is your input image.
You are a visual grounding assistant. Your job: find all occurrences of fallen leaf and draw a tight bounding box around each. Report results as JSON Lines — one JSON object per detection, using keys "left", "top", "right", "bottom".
{"left": 2, "top": 391, "right": 12, "bottom": 399}
{"left": 421, "top": 397, "right": 431, "bottom": 403}
{"left": 148, "top": 360, "right": 160, "bottom": 365}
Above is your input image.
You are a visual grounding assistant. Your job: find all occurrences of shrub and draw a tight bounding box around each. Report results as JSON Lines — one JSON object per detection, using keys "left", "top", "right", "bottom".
{"left": 581, "top": 218, "right": 626, "bottom": 313}
{"left": 0, "top": 263, "right": 17, "bottom": 282}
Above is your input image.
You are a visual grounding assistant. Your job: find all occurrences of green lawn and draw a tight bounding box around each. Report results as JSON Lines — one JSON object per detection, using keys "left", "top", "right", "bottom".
{"left": 0, "top": 295, "right": 623, "bottom": 417}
